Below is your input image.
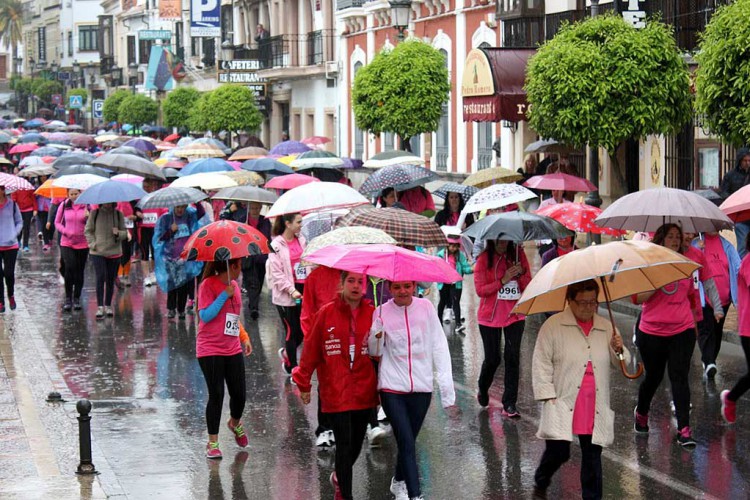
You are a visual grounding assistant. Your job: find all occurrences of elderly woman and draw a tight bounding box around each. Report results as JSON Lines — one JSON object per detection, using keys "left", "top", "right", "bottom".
{"left": 532, "top": 280, "right": 628, "bottom": 499}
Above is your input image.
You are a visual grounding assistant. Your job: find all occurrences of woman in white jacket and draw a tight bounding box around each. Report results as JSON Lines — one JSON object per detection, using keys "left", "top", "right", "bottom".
{"left": 531, "top": 280, "right": 628, "bottom": 499}
{"left": 369, "top": 280, "right": 455, "bottom": 500}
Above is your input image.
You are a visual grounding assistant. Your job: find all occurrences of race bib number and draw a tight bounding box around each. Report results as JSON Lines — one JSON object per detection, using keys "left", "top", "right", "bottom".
{"left": 692, "top": 270, "right": 700, "bottom": 290}
{"left": 294, "top": 262, "right": 308, "bottom": 281}
{"left": 175, "top": 224, "right": 190, "bottom": 238}
{"left": 142, "top": 213, "right": 158, "bottom": 225}
{"left": 498, "top": 280, "right": 521, "bottom": 300}
{"left": 124, "top": 218, "right": 134, "bottom": 229}
{"left": 224, "top": 312, "right": 240, "bottom": 337}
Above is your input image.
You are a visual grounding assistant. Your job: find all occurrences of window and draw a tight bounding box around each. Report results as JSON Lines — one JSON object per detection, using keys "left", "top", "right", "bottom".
{"left": 67, "top": 32, "right": 73, "bottom": 56}
{"left": 696, "top": 143, "right": 720, "bottom": 189}
{"left": 476, "top": 42, "right": 493, "bottom": 170}
{"left": 409, "top": 135, "right": 420, "bottom": 157}
{"left": 191, "top": 37, "right": 200, "bottom": 59}
{"left": 79, "top": 25, "right": 98, "bottom": 52}
{"left": 353, "top": 62, "right": 364, "bottom": 160}
{"left": 202, "top": 38, "right": 216, "bottom": 67}
{"left": 435, "top": 49, "right": 449, "bottom": 172}
{"left": 175, "top": 22, "right": 184, "bottom": 60}
{"left": 384, "top": 132, "right": 395, "bottom": 151}
{"left": 127, "top": 36, "right": 136, "bottom": 64}
{"left": 139, "top": 39, "right": 153, "bottom": 64}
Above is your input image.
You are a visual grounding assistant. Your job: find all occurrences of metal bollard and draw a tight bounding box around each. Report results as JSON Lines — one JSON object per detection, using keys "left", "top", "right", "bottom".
{"left": 75, "top": 399, "right": 98, "bottom": 475}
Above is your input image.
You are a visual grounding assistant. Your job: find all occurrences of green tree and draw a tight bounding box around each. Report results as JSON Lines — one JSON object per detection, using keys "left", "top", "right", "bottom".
{"left": 118, "top": 94, "right": 158, "bottom": 130}
{"left": 695, "top": 0, "right": 750, "bottom": 147}
{"left": 163, "top": 86, "right": 201, "bottom": 129}
{"left": 188, "top": 91, "right": 212, "bottom": 132}
{"left": 31, "top": 79, "right": 63, "bottom": 105}
{"left": 203, "top": 85, "right": 262, "bottom": 135}
{"left": 0, "top": 0, "right": 24, "bottom": 78}
{"left": 68, "top": 88, "right": 88, "bottom": 106}
{"left": 352, "top": 40, "right": 450, "bottom": 150}
{"left": 102, "top": 89, "right": 131, "bottom": 123}
{"left": 525, "top": 14, "right": 692, "bottom": 192}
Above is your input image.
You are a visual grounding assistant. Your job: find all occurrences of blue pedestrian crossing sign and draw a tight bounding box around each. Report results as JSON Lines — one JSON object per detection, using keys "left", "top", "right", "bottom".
{"left": 93, "top": 100, "right": 104, "bottom": 119}
{"left": 69, "top": 95, "right": 83, "bottom": 109}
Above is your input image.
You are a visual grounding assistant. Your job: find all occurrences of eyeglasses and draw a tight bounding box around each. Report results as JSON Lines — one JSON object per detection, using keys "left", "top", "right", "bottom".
{"left": 572, "top": 299, "right": 598, "bottom": 308}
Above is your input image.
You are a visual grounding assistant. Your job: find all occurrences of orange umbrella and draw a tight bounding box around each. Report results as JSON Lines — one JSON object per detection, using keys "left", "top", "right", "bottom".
{"left": 35, "top": 178, "right": 68, "bottom": 198}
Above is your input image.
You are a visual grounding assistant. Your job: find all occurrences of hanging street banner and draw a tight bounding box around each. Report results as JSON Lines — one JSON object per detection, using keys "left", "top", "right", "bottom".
{"left": 159, "top": 0, "right": 181, "bottom": 20}
{"left": 190, "top": 0, "right": 221, "bottom": 37}
{"left": 145, "top": 45, "right": 176, "bottom": 91}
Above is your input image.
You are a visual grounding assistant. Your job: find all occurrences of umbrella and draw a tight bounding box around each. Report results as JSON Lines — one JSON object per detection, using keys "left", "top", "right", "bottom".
{"left": 52, "top": 165, "right": 110, "bottom": 178}
{"left": 523, "top": 172, "right": 596, "bottom": 192}
{"left": 297, "top": 166, "right": 345, "bottom": 182}
{"left": 35, "top": 179, "right": 69, "bottom": 198}
{"left": 47, "top": 132, "right": 71, "bottom": 144}
{"left": 123, "top": 138, "right": 157, "bottom": 152}
{"left": 302, "top": 227, "right": 397, "bottom": 262}
{"left": 524, "top": 139, "right": 572, "bottom": 155}
{"left": 22, "top": 119, "right": 45, "bottom": 129}
{"left": 304, "top": 244, "right": 461, "bottom": 283}
{"left": 358, "top": 164, "right": 439, "bottom": 196}
{"left": 170, "top": 172, "right": 238, "bottom": 190}
{"left": 242, "top": 135, "right": 265, "bottom": 148}
{"left": 211, "top": 186, "right": 278, "bottom": 204}
{"left": 336, "top": 206, "right": 447, "bottom": 248}
{"left": 693, "top": 189, "right": 722, "bottom": 206}
{"left": 18, "top": 132, "right": 47, "bottom": 144}
{"left": 265, "top": 173, "right": 320, "bottom": 191}
{"left": 142, "top": 125, "right": 168, "bottom": 134}
{"left": 221, "top": 170, "right": 264, "bottom": 186}
{"left": 0, "top": 132, "right": 13, "bottom": 144}
{"left": 70, "top": 135, "right": 96, "bottom": 149}
{"left": 164, "top": 133, "right": 181, "bottom": 142}
{"left": 29, "top": 147, "right": 63, "bottom": 158}
{"left": 180, "top": 220, "right": 271, "bottom": 262}
{"left": 179, "top": 158, "right": 234, "bottom": 176}
{"left": 176, "top": 142, "right": 227, "bottom": 158}
{"left": 595, "top": 187, "right": 734, "bottom": 234}
{"left": 463, "top": 184, "right": 536, "bottom": 214}
{"left": 432, "top": 182, "right": 479, "bottom": 200}
{"left": 94, "top": 133, "right": 120, "bottom": 143}
{"left": 340, "top": 158, "right": 365, "bottom": 170}
{"left": 52, "top": 153, "right": 94, "bottom": 169}
{"left": 44, "top": 120, "right": 68, "bottom": 130}
{"left": 228, "top": 147, "right": 268, "bottom": 161}
{"left": 177, "top": 137, "right": 194, "bottom": 147}
{"left": 192, "top": 137, "right": 231, "bottom": 154}
{"left": 52, "top": 173, "right": 108, "bottom": 190}
{"left": 363, "top": 150, "right": 425, "bottom": 168}
{"left": 536, "top": 202, "right": 626, "bottom": 236}
{"left": 290, "top": 150, "right": 344, "bottom": 168}
{"left": 300, "top": 209, "right": 352, "bottom": 242}
{"left": 463, "top": 212, "right": 573, "bottom": 242}
{"left": 108, "top": 146, "right": 149, "bottom": 158}
{"left": 277, "top": 154, "right": 298, "bottom": 166}
{"left": 241, "top": 158, "right": 294, "bottom": 176}
{"left": 19, "top": 156, "right": 49, "bottom": 168}
{"left": 0, "top": 173, "right": 34, "bottom": 193}
{"left": 74, "top": 180, "right": 147, "bottom": 205}
{"left": 111, "top": 174, "right": 144, "bottom": 187}
{"left": 93, "top": 154, "right": 166, "bottom": 181}
{"left": 9, "top": 143, "right": 39, "bottom": 154}
{"left": 162, "top": 168, "right": 181, "bottom": 179}
{"left": 0, "top": 158, "right": 12, "bottom": 166}
{"left": 266, "top": 182, "right": 369, "bottom": 217}
{"left": 269, "top": 140, "right": 312, "bottom": 155}
{"left": 720, "top": 184, "right": 750, "bottom": 222}
{"left": 137, "top": 186, "right": 208, "bottom": 209}
{"left": 66, "top": 124, "right": 84, "bottom": 132}
{"left": 301, "top": 136, "right": 332, "bottom": 147}
{"left": 463, "top": 167, "right": 523, "bottom": 188}
{"left": 17, "top": 165, "right": 56, "bottom": 178}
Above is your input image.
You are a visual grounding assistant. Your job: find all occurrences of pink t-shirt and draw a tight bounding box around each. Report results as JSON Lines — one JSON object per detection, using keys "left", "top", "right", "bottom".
{"left": 703, "top": 235, "right": 731, "bottom": 305}
{"left": 196, "top": 276, "right": 243, "bottom": 358}
{"left": 640, "top": 278, "right": 696, "bottom": 336}
{"left": 572, "top": 318, "right": 595, "bottom": 435}
{"left": 288, "top": 237, "right": 305, "bottom": 284}
{"left": 447, "top": 253, "right": 456, "bottom": 269}
{"left": 737, "top": 255, "right": 750, "bottom": 337}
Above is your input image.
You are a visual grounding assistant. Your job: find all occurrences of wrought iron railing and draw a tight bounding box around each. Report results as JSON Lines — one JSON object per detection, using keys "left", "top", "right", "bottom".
{"left": 337, "top": 0, "right": 365, "bottom": 9}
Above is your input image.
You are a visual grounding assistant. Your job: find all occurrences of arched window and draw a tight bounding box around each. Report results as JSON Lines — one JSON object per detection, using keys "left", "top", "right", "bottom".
{"left": 476, "top": 42, "right": 494, "bottom": 170}
{"left": 435, "top": 49, "right": 449, "bottom": 171}
{"left": 353, "top": 61, "right": 364, "bottom": 159}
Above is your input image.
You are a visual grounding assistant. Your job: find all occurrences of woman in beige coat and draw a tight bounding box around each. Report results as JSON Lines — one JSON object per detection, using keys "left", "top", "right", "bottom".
{"left": 531, "top": 280, "right": 628, "bottom": 500}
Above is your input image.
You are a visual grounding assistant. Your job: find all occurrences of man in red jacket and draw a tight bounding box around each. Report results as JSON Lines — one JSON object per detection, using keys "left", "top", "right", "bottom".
{"left": 11, "top": 189, "right": 36, "bottom": 252}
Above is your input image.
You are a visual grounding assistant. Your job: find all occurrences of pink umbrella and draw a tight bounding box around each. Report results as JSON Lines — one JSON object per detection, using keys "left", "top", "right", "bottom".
{"left": 227, "top": 161, "right": 242, "bottom": 171}
{"left": 0, "top": 173, "right": 35, "bottom": 193}
{"left": 523, "top": 172, "right": 596, "bottom": 192}
{"left": 303, "top": 244, "right": 462, "bottom": 283}
{"left": 9, "top": 143, "right": 39, "bottom": 154}
{"left": 265, "top": 173, "right": 320, "bottom": 190}
{"left": 301, "top": 136, "right": 332, "bottom": 146}
{"left": 111, "top": 174, "right": 145, "bottom": 187}
{"left": 720, "top": 184, "right": 750, "bottom": 222}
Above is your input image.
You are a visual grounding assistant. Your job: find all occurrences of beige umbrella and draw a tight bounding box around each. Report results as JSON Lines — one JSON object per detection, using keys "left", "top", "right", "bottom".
{"left": 94, "top": 133, "right": 121, "bottom": 143}
{"left": 228, "top": 147, "right": 269, "bottom": 161}
{"left": 301, "top": 226, "right": 397, "bottom": 265}
{"left": 513, "top": 240, "right": 701, "bottom": 378}
{"left": 463, "top": 166, "right": 523, "bottom": 188}
{"left": 176, "top": 142, "right": 227, "bottom": 159}
{"left": 221, "top": 170, "right": 264, "bottom": 186}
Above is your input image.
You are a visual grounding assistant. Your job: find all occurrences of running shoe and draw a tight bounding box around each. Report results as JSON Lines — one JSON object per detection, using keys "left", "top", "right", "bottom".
{"left": 178, "top": 311, "right": 186, "bottom": 319}
{"left": 227, "top": 421, "right": 249, "bottom": 448}
{"left": 22, "top": 246, "right": 30, "bottom": 253}
{"left": 206, "top": 441, "right": 223, "bottom": 459}
{"left": 63, "top": 299, "right": 72, "bottom": 312}
{"left": 366, "top": 424, "right": 387, "bottom": 447}
{"left": 455, "top": 323, "right": 466, "bottom": 333}
{"left": 477, "top": 390, "right": 489, "bottom": 408}
{"left": 316, "top": 431, "right": 333, "bottom": 448}
{"left": 390, "top": 477, "right": 408, "bottom": 500}
{"left": 8, "top": 297, "right": 16, "bottom": 311}
{"left": 705, "top": 363, "right": 718, "bottom": 379}
{"left": 96, "top": 307, "right": 105, "bottom": 319}
{"left": 37, "top": 232, "right": 43, "bottom": 241}
{"left": 73, "top": 299, "right": 82, "bottom": 310}
{"left": 144, "top": 276, "right": 153, "bottom": 287}
{"left": 167, "top": 309, "right": 176, "bottom": 319}
{"left": 634, "top": 406, "right": 649, "bottom": 433}
{"left": 501, "top": 404, "right": 520, "bottom": 418}
{"left": 42, "top": 244, "right": 50, "bottom": 252}
{"left": 278, "top": 347, "right": 292, "bottom": 374}
{"left": 721, "top": 390, "right": 737, "bottom": 424}
{"left": 676, "top": 426, "right": 697, "bottom": 448}
{"left": 186, "top": 299, "right": 194, "bottom": 313}
{"left": 105, "top": 306, "right": 113, "bottom": 317}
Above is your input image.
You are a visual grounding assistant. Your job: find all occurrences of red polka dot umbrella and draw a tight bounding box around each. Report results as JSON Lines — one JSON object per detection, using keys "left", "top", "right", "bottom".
{"left": 180, "top": 220, "right": 271, "bottom": 262}
{"left": 536, "top": 202, "right": 626, "bottom": 236}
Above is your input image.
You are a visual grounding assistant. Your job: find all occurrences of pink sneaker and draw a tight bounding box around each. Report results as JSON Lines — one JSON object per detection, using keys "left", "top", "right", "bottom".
{"left": 330, "top": 472, "right": 344, "bottom": 500}
{"left": 721, "top": 390, "right": 737, "bottom": 424}
{"left": 206, "top": 441, "right": 222, "bottom": 459}
{"left": 227, "top": 421, "right": 249, "bottom": 447}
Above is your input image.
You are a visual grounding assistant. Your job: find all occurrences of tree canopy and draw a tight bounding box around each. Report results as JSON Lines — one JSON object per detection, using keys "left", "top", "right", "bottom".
{"left": 117, "top": 94, "right": 158, "bottom": 129}
{"left": 352, "top": 39, "right": 450, "bottom": 148}
{"left": 163, "top": 86, "right": 201, "bottom": 129}
{"left": 204, "top": 85, "right": 263, "bottom": 134}
{"left": 188, "top": 91, "right": 212, "bottom": 132}
{"left": 68, "top": 88, "right": 88, "bottom": 106}
{"left": 695, "top": 0, "right": 750, "bottom": 147}
{"left": 102, "top": 89, "right": 131, "bottom": 124}
{"left": 525, "top": 14, "right": 692, "bottom": 154}
{"left": 30, "top": 80, "right": 63, "bottom": 105}
{"left": 0, "top": 0, "right": 24, "bottom": 75}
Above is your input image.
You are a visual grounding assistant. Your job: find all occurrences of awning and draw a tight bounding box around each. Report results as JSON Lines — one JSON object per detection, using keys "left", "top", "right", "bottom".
{"left": 461, "top": 48, "right": 536, "bottom": 123}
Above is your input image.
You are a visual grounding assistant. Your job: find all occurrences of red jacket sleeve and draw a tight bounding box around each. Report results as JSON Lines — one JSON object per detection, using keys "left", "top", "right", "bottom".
{"left": 474, "top": 252, "right": 502, "bottom": 297}
{"left": 518, "top": 250, "right": 532, "bottom": 290}
{"left": 292, "top": 305, "right": 327, "bottom": 393}
{"left": 300, "top": 271, "right": 318, "bottom": 337}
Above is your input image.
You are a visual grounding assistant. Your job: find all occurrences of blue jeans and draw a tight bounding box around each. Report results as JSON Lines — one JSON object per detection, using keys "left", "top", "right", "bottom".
{"left": 380, "top": 392, "right": 432, "bottom": 498}
{"left": 736, "top": 221, "right": 750, "bottom": 258}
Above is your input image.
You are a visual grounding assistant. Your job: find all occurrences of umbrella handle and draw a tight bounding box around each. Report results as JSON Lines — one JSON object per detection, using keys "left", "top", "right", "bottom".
{"left": 618, "top": 352, "right": 644, "bottom": 379}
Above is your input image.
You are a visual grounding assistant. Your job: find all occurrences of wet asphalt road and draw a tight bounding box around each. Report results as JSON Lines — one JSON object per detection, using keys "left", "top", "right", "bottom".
{"left": 6, "top": 246, "right": 750, "bottom": 499}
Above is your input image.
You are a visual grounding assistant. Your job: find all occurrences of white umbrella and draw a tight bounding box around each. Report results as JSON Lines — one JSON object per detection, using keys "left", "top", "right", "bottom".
{"left": 462, "top": 183, "right": 536, "bottom": 214}
{"left": 52, "top": 173, "right": 108, "bottom": 190}
{"left": 19, "top": 156, "right": 49, "bottom": 168}
{"left": 266, "top": 182, "right": 369, "bottom": 217}
{"left": 170, "top": 172, "right": 238, "bottom": 190}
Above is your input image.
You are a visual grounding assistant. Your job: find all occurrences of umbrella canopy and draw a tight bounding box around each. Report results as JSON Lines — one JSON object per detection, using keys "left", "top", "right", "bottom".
{"left": 52, "top": 165, "right": 110, "bottom": 178}
{"left": 265, "top": 173, "right": 320, "bottom": 191}
{"left": 66, "top": 124, "right": 84, "bottom": 132}
{"left": 176, "top": 142, "right": 227, "bottom": 158}
{"left": 19, "top": 156, "right": 50, "bottom": 168}
{"left": 595, "top": 187, "right": 734, "bottom": 233}
{"left": 524, "top": 172, "right": 596, "bottom": 192}
{"left": 47, "top": 132, "right": 71, "bottom": 143}
{"left": 0, "top": 173, "right": 34, "bottom": 193}
{"left": 177, "top": 137, "right": 194, "bottom": 147}
{"left": 123, "top": 138, "right": 157, "bottom": 152}
{"left": 241, "top": 158, "right": 294, "bottom": 176}
{"left": 524, "top": 139, "right": 572, "bottom": 155}
{"left": 0, "top": 158, "right": 12, "bottom": 166}
{"left": 94, "top": 133, "right": 120, "bottom": 143}
{"left": 228, "top": 147, "right": 269, "bottom": 161}
{"left": 170, "top": 172, "right": 238, "bottom": 190}
{"left": 108, "top": 146, "right": 149, "bottom": 158}
{"left": 336, "top": 206, "right": 447, "bottom": 248}
{"left": 269, "top": 140, "right": 312, "bottom": 155}
{"left": 179, "top": 158, "right": 234, "bottom": 176}
{"left": 536, "top": 202, "right": 626, "bottom": 236}
{"left": 164, "top": 133, "right": 181, "bottom": 142}
{"left": 19, "top": 133, "right": 47, "bottom": 144}
{"left": 266, "top": 182, "right": 369, "bottom": 217}
{"left": 142, "top": 125, "right": 168, "bottom": 134}
{"left": 300, "top": 209, "right": 349, "bottom": 241}
{"left": 463, "top": 167, "right": 523, "bottom": 188}
{"left": 29, "top": 146, "right": 64, "bottom": 157}
{"left": 363, "top": 150, "right": 425, "bottom": 168}
{"left": 222, "top": 170, "right": 264, "bottom": 186}
{"left": 52, "top": 153, "right": 95, "bottom": 169}
{"left": 720, "top": 184, "right": 750, "bottom": 222}
{"left": 21, "top": 121, "right": 45, "bottom": 131}
{"left": 513, "top": 240, "right": 701, "bottom": 315}
{"left": 192, "top": 137, "right": 231, "bottom": 154}
{"left": 301, "top": 136, "right": 332, "bottom": 147}
{"left": 303, "top": 244, "right": 461, "bottom": 283}
{"left": 290, "top": 150, "right": 344, "bottom": 168}
{"left": 18, "top": 165, "right": 58, "bottom": 178}
{"left": 162, "top": 168, "right": 181, "bottom": 179}
{"left": 463, "top": 211, "right": 573, "bottom": 241}
{"left": 93, "top": 154, "right": 166, "bottom": 181}
{"left": 35, "top": 179, "right": 69, "bottom": 198}
{"left": 75, "top": 180, "right": 147, "bottom": 205}
{"left": 51, "top": 173, "right": 108, "bottom": 190}
{"left": 44, "top": 120, "right": 68, "bottom": 130}
{"left": 302, "top": 227, "right": 397, "bottom": 261}
{"left": 70, "top": 135, "right": 96, "bottom": 148}
{"left": 111, "top": 174, "right": 144, "bottom": 187}
{"left": 180, "top": 220, "right": 271, "bottom": 261}
{"left": 693, "top": 189, "right": 722, "bottom": 206}
{"left": 358, "top": 164, "right": 439, "bottom": 196}
{"left": 137, "top": 186, "right": 208, "bottom": 209}
{"left": 0, "top": 132, "right": 13, "bottom": 144}
{"left": 463, "top": 183, "right": 536, "bottom": 214}
{"left": 211, "top": 186, "right": 278, "bottom": 204}
{"left": 432, "top": 182, "right": 479, "bottom": 200}
{"left": 9, "top": 143, "right": 39, "bottom": 154}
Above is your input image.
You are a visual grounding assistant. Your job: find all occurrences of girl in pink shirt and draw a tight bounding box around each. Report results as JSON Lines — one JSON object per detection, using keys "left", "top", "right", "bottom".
{"left": 633, "top": 223, "right": 699, "bottom": 447}
{"left": 54, "top": 189, "right": 90, "bottom": 311}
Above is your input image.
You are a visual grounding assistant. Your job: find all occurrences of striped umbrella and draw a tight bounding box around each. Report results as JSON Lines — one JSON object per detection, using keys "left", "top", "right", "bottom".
{"left": 0, "top": 173, "right": 35, "bottom": 193}
{"left": 176, "top": 142, "right": 227, "bottom": 159}
{"left": 335, "top": 206, "right": 447, "bottom": 248}
{"left": 228, "top": 146, "right": 269, "bottom": 161}
{"left": 137, "top": 186, "right": 208, "bottom": 209}
{"left": 290, "top": 150, "right": 344, "bottom": 168}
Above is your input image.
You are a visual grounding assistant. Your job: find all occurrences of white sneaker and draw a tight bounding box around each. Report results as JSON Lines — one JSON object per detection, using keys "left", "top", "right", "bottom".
{"left": 96, "top": 306, "right": 104, "bottom": 319}
{"left": 326, "top": 429, "right": 335, "bottom": 445}
{"left": 366, "top": 424, "right": 387, "bottom": 447}
{"left": 315, "top": 431, "right": 332, "bottom": 448}
{"left": 377, "top": 407, "right": 387, "bottom": 422}
{"left": 390, "top": 477, "right": 408, "bottom": 500}
{"left": 705, "top": 363, "right": 718, "bottom": 379}
{"left": 105, "top": 306, "right": 113, "bottom": 317}
{"left": 144, "top": 276, "right": 153, "bottom": 287}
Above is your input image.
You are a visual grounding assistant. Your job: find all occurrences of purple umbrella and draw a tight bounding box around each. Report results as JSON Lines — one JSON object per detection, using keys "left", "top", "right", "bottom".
{"left": 269, "top": 140, "right": 312, "bottom": 155}
{"left": 123, "top": 138, "right": 157, "bottom": 152}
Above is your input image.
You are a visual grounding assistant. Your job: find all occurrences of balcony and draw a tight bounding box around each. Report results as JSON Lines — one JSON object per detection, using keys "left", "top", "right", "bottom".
{"left": 239, "top": 30, "right": 336, "bottom": 81}
{"left": 337, "top": 0, "right": 365, "bottom": 9}
{"left": 337, "top": 0, "right": 367, "bottom": 32}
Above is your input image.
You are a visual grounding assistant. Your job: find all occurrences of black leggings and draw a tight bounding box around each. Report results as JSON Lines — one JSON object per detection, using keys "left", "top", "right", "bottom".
{"left": 36, "top": 211, "right": 53, "bottom": 244}
{"left": 198, "top": 353, "right": 246, "bottom": 435}
{"left": 139, "top": 227, "right": 154, "bottom": 261}
{"left": 636, "top": 327, "right": 695, "bottom": 430}
{"left": 0, "top": 249, "right": 17, "bottom": 302}
{"left": 60, "top": 246, "right": 89, "bottom": 300}
{"left": 728, "top": 337, "right": 750, "bottom": 402}
{"left": 534, "top": 436, "right": 602, "bottom": 499}
{"left": 437, "top": 284, "right": 462, "bottom": 323}
{"left": 276, "top": 283, "right": 304, "bottom": 368}
{"left": 242, "top": 259, "right": 266, "bottom": 313}
{"left": 167, "top": 280, "right": 194, "bottom": 313}
{"left": 18, "top": 211, "right": 32, "bottom": 248}
{"left": 697, "top": 304, "right": 730, "bottom": 366}
{"left": 478, "top": 321, "right": 525, "bottom": 407}
{"left": 328, "top": 408, "right": 372, "bottom": 500}
{"left": 91, "top": 255, "right": 119, "bottom": 307}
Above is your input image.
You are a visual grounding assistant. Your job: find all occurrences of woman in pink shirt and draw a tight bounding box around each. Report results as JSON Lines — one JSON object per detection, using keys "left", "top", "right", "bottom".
{"left": 54, "top": 189, "right": 90, "bottom": 312}
{"left": 633, "top": 223, "right": 700, "bottom": 448}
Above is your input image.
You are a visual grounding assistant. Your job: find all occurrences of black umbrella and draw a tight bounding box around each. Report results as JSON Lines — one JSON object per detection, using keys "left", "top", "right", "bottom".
{"left": 52, "top": 165, "right": 111, "bottom": 178}
{"left": 463, "top": 212, "right": 573, "bottom": 242}
{"left": 93, "top": 154, "right": 166, "bottom": 181}
{"left": 52, "top": 153, "right": 95, "bottom": 169}
{"left": 108, "top": 146, "right": 148, "bottom": 158}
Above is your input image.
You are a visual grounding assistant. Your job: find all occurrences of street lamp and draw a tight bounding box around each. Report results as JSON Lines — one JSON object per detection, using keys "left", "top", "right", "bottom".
{"left": 111, "top": 65, "right": 122, "bottom": 87}
{"left": 128, "top": 63, "right": 138, "bottom": 94}
{"left": 389, "top": 0, "right": 412, "bottom": 41}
